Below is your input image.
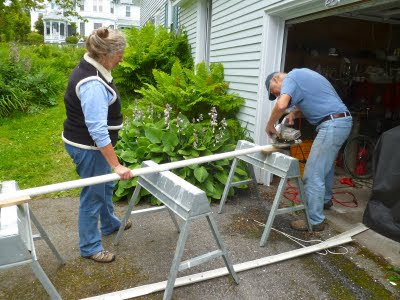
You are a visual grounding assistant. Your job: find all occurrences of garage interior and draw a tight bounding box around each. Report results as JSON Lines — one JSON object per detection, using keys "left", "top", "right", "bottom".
{"left": 283, "top": 2, "right": 400, "bottom": 178}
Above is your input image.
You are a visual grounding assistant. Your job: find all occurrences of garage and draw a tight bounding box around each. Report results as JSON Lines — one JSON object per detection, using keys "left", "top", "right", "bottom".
{"left": 283, "top": 2, "right": 400, "bottom": 179}
{"left": 275, "top": 1, "right": 400, "bottom": 242}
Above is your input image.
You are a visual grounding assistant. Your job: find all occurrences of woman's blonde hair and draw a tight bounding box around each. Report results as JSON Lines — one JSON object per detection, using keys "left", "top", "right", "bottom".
{"left": 86, "top": 27, "right": 126, "bottom": 60}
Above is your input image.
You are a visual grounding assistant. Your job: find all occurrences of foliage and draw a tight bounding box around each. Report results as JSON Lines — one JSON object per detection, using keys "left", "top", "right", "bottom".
{"left": 26, "top": 32, "right": 43, "bottom": 44}
{"left": 113, "top": 23, "right": 194, "bottom": 96}
{"left": 0, "top": 43, "right": 85, "bottom": 117}
{"left": 34, "top": 15, "right": 44, "bottom": 35}
{"left": 65, "top": 35, "right": 79, "bottom": 44}
{"left": 0, "top": 0, "right": 30, "bottom": 42}
{"left": 136, "top": 61, "right": 245, "bottom": 120}
{"left": 114, "top": 106, "right": 249, "bottom": 204}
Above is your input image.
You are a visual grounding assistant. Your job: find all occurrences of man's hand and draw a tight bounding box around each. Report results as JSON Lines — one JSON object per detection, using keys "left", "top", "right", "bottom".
{"left": 286, "top": 112, "right": 295, "bottom": 125}
{"left": 266, "top": 122, "right": 277, "bottom": 138}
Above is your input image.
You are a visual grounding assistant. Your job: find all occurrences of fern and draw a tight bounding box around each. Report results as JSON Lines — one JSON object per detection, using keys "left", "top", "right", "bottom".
{"left": 136, "top": 61, "right": 245, "bottom": 120}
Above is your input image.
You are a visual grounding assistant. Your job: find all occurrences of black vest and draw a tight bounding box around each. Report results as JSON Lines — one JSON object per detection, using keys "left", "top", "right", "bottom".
{"left": 63, "top": 58, "right": 123, "bottom": 148}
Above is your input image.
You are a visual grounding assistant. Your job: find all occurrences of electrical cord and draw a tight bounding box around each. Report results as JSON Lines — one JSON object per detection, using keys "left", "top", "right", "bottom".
{"left": 283, "top": 180, "right": 359, "bottom": 208}
{"left": 251, "top": 219, "right": 348, "bottom": 256}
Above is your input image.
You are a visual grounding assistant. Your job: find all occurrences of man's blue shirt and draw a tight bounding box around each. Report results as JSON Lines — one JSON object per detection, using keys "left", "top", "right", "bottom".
{"left": 280, "top": 68, "right": 348, "bottom": 125}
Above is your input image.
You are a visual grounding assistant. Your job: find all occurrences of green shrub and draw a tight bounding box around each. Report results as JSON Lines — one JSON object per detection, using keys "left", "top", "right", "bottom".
{"left": 0, "top": 43, "right": 78, "bottom": 117}
{"left": 113, "top": 23, "right": 193, "bottom": 96}
{"left": 26, "top": 32, "right": 43, "bottom": 44}
{"left": 136, "top": 61, "right": 245, "bottom": 120}
{"left": 65, "top": 35, "right": 79, "bottom": 44}
{"left": 114, "top": 106, "right": 249, "bottom": 204}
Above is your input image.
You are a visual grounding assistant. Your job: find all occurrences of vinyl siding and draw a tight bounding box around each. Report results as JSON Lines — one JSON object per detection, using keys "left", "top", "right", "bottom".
{"left": 210, "top": 0, "right": 273, "bottom": 138}
{"left": 179, "top": 1, "right": 198, "bottom": 59}
{"left": 140, "top": 0, "right": 166, "bottom": 26}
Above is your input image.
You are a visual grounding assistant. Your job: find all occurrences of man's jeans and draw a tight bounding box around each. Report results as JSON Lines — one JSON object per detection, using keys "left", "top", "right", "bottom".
{"left": 303, "top": 116, "right": 352, "bottom": 225}
{"left": 65, "top": 143, "right": 121, "bottom": 256}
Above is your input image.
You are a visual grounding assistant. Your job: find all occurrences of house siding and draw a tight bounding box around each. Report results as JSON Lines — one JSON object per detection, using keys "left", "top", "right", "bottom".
{"left": 180, "top": 1, "right": 198, "bottom": 59}
{"left": 140, "top": 0, "right": 166, "bottom": 26}
{"left": 210, "top": 0, "right": 276, "bottom": 138}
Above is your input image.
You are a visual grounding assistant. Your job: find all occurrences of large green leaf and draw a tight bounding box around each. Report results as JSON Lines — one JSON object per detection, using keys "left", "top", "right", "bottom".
{"left": 194, "top": 166, "right": 208, "bottom": 183}
{"left": 215, "top": 172, "right": 228, "bottom": 184}
{"left": 148, "top": 144, "right": 163, "bottom": 153}
{"left": 162, "top": 131, "right": 179, "bottom": 147}
{"left": 145, "top": 127, "right": 163, "bottom": 144}
{"left": 137, "top": 137, "right": 151, "bottom": 148}
{"left": 120, "top": 150, "right": 137, "bottom": 163}
{"left": 235, "top": 167, "right": 247, "bottom": 176}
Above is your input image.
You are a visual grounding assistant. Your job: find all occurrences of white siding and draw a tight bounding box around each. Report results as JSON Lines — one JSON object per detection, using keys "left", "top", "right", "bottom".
{"left": 140, "top": 0, "right": 166, "bottom": 26}
{"left": 179, "top": 1, "right": 198, "bottom": 60}
{"left": 210, "top": 0, "right": 274, "bottom": 138}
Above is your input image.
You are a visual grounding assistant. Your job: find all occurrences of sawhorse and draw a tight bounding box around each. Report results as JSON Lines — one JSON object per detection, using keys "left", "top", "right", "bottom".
{"left": 114, "top": 160, "right": 239, "bottom": 300}
{"left": 218, "top": 140, "right": 312, "bottom": 247}
{"left": 0, "top": 180, "right": 64, "bottom": 300}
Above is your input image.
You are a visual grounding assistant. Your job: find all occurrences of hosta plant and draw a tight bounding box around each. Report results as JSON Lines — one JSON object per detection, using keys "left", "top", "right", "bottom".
{"left": 114, "top": 105, "right": 249, "bottom": 204}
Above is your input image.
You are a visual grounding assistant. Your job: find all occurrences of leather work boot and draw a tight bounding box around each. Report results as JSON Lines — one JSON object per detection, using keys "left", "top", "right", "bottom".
{"left": 324, "top": 200, "right": 333, "bottom": 210}
{"left": 105, "top": 220, "right": 133, "bottom": 236}
{"left": 84, "top": 250, "right": 115, "bottom": 263}
{"left": 290, "top": 219, "right": 325, "bottom": 232}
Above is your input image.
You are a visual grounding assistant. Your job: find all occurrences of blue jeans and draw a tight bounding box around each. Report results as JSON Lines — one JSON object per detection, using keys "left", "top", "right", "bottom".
{"left": 65, "top": 143, "right": 121, "bottom": 256}
{"left": 303, "top": 116, "right": 352, "bottom": 225}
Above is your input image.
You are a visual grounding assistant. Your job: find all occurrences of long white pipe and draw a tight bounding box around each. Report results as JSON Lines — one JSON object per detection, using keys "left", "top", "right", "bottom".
{"left": 0, "top": 144, "right": 277, "bottom": 203}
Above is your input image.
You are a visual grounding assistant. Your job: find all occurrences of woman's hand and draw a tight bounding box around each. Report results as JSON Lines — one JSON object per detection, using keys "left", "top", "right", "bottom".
{"left": 113, "top": 164, "right": 133, "bottom": 180}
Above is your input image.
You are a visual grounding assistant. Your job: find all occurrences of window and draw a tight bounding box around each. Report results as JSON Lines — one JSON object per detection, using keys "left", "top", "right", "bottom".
{"left": 60, "top": 23, "right": 65, "bottom": 36}
{"left": 93, "top": 0, "right": 97, "bottom": 12}
{"left": 94, "top": 23, "right": 102, "bottom": 30}
{"left": 68, "top": 24, "right": 77, "bottom": 36}
{"left": 164, "top": 3, "right": 168, "bottom": 28}
{"left": 80, "top": 0, "right": 84, "bottom": 11}
{"left": 126, "top": 5, "right": 130, "bottom": 17}
{"left": 46, "top": 22, "right": 50, "bottom": 35}
{"left": 171, "top": 6, "right": 179, "bottom": 31}
{"left": 98, "top": 0, "right": 103, "bottom": 12}
{"left": 52, "top": 22, "right": 59, "bottom": 35}
{"left": 110, "top": 1, "right": 114, "bottom": 14}
{"left": 80, "top": 22, "right": 85, "bottom": 36}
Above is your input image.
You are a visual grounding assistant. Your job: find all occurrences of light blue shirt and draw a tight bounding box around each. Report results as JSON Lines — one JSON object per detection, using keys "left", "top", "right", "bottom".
{"left": 281, "top": 68, "right": 348, "bottom": 125}
{"left": 79, "top": 80, "right": 114, "bottom": 148}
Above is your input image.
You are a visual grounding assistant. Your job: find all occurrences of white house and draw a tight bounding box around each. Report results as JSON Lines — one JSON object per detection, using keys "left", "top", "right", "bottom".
{"left": 140, "top": 0, "right": 400, "bottom": 182}
{"left": 31, "top": 0, "right": 141, "bottom": 44}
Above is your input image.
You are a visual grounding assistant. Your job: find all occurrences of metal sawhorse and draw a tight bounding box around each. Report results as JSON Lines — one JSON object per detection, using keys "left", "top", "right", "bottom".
{"left": 218, "top": 140, "right": 312, "bottom": 247}
{"left": 0, "top": 180, "right": 64, "bottom": 300}
{"left": 114, "top": 160, "right": 239, "bottom": 300}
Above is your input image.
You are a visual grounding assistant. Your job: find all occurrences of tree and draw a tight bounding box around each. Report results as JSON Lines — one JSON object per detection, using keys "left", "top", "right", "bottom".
{"left": 34, "top": 15, "right": 44, "bottom": 35}
{"left": 0, "top": 0, "right": 84, "bottom": 41}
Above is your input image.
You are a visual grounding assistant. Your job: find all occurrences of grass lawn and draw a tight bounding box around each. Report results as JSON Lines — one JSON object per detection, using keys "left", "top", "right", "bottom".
{"left": 0, "top": 95, "right": 135, "bottom": 200}
{"left": 0, "top": 98, "right": 80, "bottom": 199}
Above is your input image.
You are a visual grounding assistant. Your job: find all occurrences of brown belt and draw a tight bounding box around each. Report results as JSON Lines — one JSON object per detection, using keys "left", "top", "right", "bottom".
{"left": 319, "top": 111, "right": 351, "bottom": 125}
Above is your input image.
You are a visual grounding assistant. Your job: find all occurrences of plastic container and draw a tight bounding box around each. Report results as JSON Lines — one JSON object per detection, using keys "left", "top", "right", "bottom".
{"left": 290, "top": 139, "right": 313, "bottom": 177}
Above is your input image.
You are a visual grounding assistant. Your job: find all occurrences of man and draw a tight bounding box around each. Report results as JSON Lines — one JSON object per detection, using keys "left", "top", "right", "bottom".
{"left": 265, "top": 68, "right": 352, "bottom": 231}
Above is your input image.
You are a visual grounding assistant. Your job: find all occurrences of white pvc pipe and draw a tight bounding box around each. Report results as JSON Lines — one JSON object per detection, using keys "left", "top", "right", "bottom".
{"left": 0, "top": 144, "right": 277, "bottom": 203}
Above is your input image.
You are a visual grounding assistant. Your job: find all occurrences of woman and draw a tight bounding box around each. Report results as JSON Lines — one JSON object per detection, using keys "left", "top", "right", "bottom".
{"left": 62, "top": 27, "right": 133, "bottom": 263}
